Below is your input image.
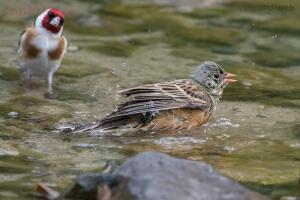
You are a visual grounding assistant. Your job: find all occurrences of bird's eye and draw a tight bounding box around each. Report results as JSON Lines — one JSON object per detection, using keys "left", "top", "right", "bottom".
{"left": 48, "top": 12, "right": 54, "bottom": 19}
{"left": 213, "top": 73, "right": 219, "bottom": 79}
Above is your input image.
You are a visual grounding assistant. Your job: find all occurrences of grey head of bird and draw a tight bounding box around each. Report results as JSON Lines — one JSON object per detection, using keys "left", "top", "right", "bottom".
{"left": 190, "top": 61, "right": 237, "bottom": 97}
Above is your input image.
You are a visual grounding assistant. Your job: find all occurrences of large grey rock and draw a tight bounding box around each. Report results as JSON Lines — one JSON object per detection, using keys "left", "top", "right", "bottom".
{"left": 65, "top": 152, "right": 267, "bottom": 200}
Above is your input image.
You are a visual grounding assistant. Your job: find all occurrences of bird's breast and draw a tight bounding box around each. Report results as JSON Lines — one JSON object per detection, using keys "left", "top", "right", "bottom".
{"left": 23, "top": 33, "right": 65, "bottom": 60}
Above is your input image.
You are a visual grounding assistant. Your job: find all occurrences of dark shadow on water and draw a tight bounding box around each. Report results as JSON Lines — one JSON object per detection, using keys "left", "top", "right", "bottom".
{"left": 241, "top": 180, "right": 300, "bottom": 200}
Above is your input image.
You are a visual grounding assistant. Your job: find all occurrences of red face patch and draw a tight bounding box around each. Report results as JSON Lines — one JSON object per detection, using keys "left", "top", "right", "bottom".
{"left": 42, "top": 8, "right": 65, "bottom": 34}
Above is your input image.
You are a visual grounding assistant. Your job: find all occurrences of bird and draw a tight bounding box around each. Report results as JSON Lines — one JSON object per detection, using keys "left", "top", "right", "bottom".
{"left": 69, "top": 61, "right": 237, "bottom": 133}
{"left": 18, "top": 8, "right": 67, "bottom": 94}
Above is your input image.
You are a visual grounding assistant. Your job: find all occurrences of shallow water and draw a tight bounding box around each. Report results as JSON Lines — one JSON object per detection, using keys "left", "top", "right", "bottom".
{"left": 0, "top": 0, "right": 299, "bottom": 199}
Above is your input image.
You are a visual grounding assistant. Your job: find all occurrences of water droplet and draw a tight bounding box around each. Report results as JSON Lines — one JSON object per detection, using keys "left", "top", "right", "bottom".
{"left": 154, "top": 137, "right": 206, "bottom": 149}
{"left": 207, "top": 118, "right": 240, "bottom": 128}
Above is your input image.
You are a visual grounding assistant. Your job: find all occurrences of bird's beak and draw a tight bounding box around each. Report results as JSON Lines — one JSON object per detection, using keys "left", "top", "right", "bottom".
{"left": 50, "top": 17, "right": 61, "bottom": 27}
{"left": 223, "top": 72, "right": 237, "bottom": 84}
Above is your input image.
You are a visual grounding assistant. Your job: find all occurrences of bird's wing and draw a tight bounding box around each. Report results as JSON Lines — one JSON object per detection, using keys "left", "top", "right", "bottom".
{"left": 62, "top": 36, "right": 67, "bottom": 54}
{"left": 104, "top": 79, "right": 210, "bottom": 120}
{"left": 17, "top": 26, "right": 37, "bottom": 55}
{"left": 17, "top": 30, "right": 26, "bottom": 54}
{"left": 68, "top": 79, "right": 212, "bottom": 133}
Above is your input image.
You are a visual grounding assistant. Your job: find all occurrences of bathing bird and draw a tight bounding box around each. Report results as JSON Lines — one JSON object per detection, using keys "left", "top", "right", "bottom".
{"left": 18, "top": 8, "right": 67, "bottom": 94}
{"left": 70, "top": 61, "right": 236, "bottom": 133}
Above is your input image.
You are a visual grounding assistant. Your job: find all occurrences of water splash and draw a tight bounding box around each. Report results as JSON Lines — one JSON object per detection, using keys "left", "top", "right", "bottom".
{"left": 154, "top": 137, "right": 206, "bottom": 149}
{"left": 206, "top": 118, "right": 240, "bottom": 129}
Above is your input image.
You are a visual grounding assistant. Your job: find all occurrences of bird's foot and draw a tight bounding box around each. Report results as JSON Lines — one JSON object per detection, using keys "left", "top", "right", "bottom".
{"left": 44, "top": 91, "right": 58, "bottom": 99}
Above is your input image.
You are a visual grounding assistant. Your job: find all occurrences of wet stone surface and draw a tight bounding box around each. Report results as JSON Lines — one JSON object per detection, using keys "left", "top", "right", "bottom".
{"left": 0, "top": 0, "right": 299, "bottom": 200}
{"left": 65, "top": 152, "right": 268, "bottom": 200}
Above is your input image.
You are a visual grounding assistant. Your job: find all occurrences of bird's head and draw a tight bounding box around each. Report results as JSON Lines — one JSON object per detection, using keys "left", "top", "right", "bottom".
{"left": 190, "top": 61, "right": 237, "bottom": 96}
{"left": 35, "top": 8, "right": 64, "bottom": 36}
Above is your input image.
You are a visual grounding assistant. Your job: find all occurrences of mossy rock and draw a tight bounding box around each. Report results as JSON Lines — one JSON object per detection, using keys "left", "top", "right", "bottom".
{"left": 87, "top": 41, "right": 138, "bottom": 57}
{"left": 244, "top": 50, "right": 300, "bottom": 67}
{"left": 0, "top": 66, "right": 21, "bottom": 81}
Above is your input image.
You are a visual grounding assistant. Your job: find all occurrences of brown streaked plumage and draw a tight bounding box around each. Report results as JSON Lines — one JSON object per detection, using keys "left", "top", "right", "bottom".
{"left": 48, "top": 37, "right": 65, "bottom": 60}
{"left": 22, "top": 27, "right": 41, "bottom": 59}
{"left": 146, "top": 108, "right": 210, "bottom": 130}
{"left": 68, "top": 61, "right": 236, "bottom": 133}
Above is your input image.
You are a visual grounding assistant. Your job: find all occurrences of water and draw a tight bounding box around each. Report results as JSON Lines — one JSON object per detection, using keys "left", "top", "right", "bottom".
{"left": 0, "top": 0, "right": 299, "bottom": 199}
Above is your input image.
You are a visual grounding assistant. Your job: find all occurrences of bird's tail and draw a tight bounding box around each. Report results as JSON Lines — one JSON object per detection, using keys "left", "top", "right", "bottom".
{"left": 61, "top": 115, "right": 141, "bottom": 134}
{"left": 61, "top": 122, "right": 100, "bottom": 134}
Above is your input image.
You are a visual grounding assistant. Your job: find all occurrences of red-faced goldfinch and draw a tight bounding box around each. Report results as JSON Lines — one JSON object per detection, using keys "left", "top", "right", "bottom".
{"left": 18, "top": 8, "right": 67, "bottom": 94}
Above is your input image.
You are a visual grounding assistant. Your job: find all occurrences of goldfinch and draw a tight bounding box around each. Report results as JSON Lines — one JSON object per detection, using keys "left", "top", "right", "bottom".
{"left": 18, "top": 8, "right": 67, "bottom": 94}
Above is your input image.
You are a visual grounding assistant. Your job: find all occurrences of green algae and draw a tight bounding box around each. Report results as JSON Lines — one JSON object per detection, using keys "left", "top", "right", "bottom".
{"left": 169, "top": 26, "right": 244, "bottom": 47}
{"left": 224, "top": 83, "right": 300, "bottom": 108}
{"left": 9, "top": 96, "right": 47, "bottom": 107}
{"left": 221, "top": 64, "right": 300, "bottom": 107}
{"left": 242, "top": 181, "right": 300, "bottom": 200}
{"left": 58, "top": 59, "right": 109, "bottom": 78}
{"left": 225, "top": 0, "right": 300, "bottom": 12}
{"left": 172, "top": 47, "right": 217, "bottom": 61}
{"left": 100, "top": 4, "right": 162, "bottom": 18}
{"left": 0, "top": 66, "right": 21, "bottom": 81}
{"left": 256, "top": 18, "right": 300, "bottom": 35}
{"left": 65, "top": 15, "right": 148, "bottom": 36}
{"left": 87, "top": 41, "right": 138, "bottom": 57}
{"left": 245, "top": 50, "right": 300, "bottom": 67}
{"left": 182, "top": 8, "right": 231, "bottom": 19}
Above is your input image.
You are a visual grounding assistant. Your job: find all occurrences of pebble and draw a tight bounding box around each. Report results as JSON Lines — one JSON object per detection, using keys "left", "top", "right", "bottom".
{"left": 8, "top": 111, "right": 18, "bottom": 118}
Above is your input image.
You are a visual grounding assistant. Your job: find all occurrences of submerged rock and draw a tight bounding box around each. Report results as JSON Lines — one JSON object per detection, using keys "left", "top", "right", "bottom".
{"left": 64, "top": 152, "right": 267, "bottom": 200}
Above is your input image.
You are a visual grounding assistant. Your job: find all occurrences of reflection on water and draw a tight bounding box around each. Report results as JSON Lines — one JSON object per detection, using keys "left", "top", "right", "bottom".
{"left": 0, "top": 0, "right": 299, "bottom": 199}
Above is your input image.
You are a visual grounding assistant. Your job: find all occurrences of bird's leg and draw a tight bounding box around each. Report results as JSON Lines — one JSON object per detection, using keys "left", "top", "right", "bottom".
{"left": 22, "top": 70, "right": 33, "bottom": 89}
{"left": 44, "top": 72, "right": 57, "bottom": 99}
{"left": 47, "top": 71, "right": 54, "bottom": 94}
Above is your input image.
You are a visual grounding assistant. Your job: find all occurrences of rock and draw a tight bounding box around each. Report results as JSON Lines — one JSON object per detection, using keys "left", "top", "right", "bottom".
{"left": 64, "top": 152, "right": 267, "bottom": 200}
